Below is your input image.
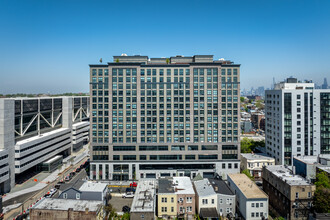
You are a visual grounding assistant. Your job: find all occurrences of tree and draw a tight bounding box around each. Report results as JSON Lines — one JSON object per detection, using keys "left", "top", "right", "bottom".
{"left": 315, "top": 171, "right": 330, "bottom": 188}
{"left": 241, "top": 138, "right": 265, "bottom": 153}
{"left": 240, "top": 97, "right": 245, "bottom": 103}
{"left": 116, "top": 58, "right": 119, "bottom": 63}
{"left": 255, "top": 100, "right": 264, "bottom": 110}
{"left": 166, "top": 58, "right": 170, "bottom": 64}
{"left": 121, "top": 213, "right": 130, "bottom": 220}
{"left": 241, "top": 137, "right": 254, "bottom": 153}
{"left": 242, "top": 169, "right": 254, "bottom": 180}
{"left": 313, "top": 187, "right": 330, "bottom": 213}
{"left": 104, "top": 203, "right": 117, "bottom": 219}
{"left": 313, "top": 171, "right": 330, "bottom": 213}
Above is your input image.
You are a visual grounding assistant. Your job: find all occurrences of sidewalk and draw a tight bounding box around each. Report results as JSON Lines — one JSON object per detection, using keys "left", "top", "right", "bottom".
{"left": 3, "top": 144, "right": 89, "bottom": 202}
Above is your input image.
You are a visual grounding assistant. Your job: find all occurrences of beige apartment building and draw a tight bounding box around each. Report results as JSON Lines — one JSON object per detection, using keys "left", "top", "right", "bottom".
{"left": 240, "top": 153, "right": 275, "bottom": 180}
{"left": 89, "top": 55, "right": 241, "bottom": 181}
{"left": 262, "top": 165, "right": 315, "bottom": 220}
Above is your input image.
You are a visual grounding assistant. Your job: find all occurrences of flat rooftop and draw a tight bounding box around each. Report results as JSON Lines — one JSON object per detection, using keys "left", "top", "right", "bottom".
{"left": 173, "top": 177, "right": 195, "bottom": 195}
{"left": 131, "top": 180, "right": 156, "bottom": 213}
{"left": 228, "top": 174, "right": 268, "bottom": 199}
{"left": 265, "top": 165, "right": 312, "bottom": 186}
{"left": 319, "top": 154, "right": 330, "bottom": 160}
{"left": 158, "top": 177, "right": 195, "bottom": 195}
{"left": 294, "top": 156, "right": 318, "bottom": 164}
{"left": 158, "top": 178, "right": 175, "bottom": 194}
{"left": 79, "top": 181, "right": 107, "bottom": 192}
{"left": 193, "top": 179, "right": 216, "bottom": 197}
{"left": 90, "top": 54, "right": 239, "bottom": 66}
{"left": 16, "top": 128, "right": 70, "bottom": 145}
{"left": 241, "top": 153, "right": 275, "bottom": 161}
{"left": 318, "top": 166, "right": 330, "bottom": 174}
{"left": 32, "top": 198, "right": 102, "bottom": 212}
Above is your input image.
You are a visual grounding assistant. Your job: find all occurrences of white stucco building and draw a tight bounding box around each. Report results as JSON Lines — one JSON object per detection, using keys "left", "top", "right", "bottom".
{"left": 265, "top": 78, "right": 330, "bottom": 165}
{"left": 227, "top": 173, "right": 268, "bottom": 220}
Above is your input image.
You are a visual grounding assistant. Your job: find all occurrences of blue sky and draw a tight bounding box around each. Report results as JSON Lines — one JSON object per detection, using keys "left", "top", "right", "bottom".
{"left": 0, "top": 0, "right": 330, "bottom": 94}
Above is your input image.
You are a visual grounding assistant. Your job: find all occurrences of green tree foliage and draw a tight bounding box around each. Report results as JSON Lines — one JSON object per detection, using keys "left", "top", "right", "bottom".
{"left": 315, "top": 171, "right": 330, "bottom": 188}
{"left": 274, "top": 217, "right": 285, "bottom": 220}
{"left": 241, "top": 138, "right": 265, "bottom": 153}
{"left": 104, "top": 204, "right": 117, "bottom": 219}
{"left": 242, "top": 169, "right": 254, "bottom": 180}
{"left": 116, "top": 58, "right": 119, "bottom": 63}
{"left": 240, "top": 97, "right": 245, "bottom": 103}
{"left": 166, "top": 58, "right": 170, "bottom": 64}
{"left": 313, "top": 187, "right": 330, "bottom": 213}
{"left": 313, "top": 171, "right": 330, "bottom": 213}
{"left": 241, "top": 137, "right": 254, "bottom": 153}
{"left": 255, "top": 100, "right": 264, "bottom": 110}
{"left": 121, "top": 213, "right": 130, "bottom": 220}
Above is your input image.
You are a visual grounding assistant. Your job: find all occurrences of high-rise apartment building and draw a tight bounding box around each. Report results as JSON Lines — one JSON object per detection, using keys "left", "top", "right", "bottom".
{"left": 265, "top": 78, "right": 330, "bottom": 165}
{"left": 89, "top": 55, "right": 241, "bottom": 181}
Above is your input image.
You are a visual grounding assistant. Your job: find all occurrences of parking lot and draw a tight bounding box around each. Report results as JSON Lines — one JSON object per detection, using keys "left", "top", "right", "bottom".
{"left": 109, "top": 196, "right": 134, "bottom": 213}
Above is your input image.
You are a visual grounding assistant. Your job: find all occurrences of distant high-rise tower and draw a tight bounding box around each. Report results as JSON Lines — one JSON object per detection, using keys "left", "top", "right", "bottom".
{"left": 322, "top": 77, "right": 328, "bottom": 89}
{"left": 271, "top": 77, "right": 276, "bottom": 90}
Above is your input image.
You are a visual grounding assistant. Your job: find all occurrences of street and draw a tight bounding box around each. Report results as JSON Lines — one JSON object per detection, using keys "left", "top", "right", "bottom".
{"left": 3, "top": 155, "right": 89, "bottom": 220}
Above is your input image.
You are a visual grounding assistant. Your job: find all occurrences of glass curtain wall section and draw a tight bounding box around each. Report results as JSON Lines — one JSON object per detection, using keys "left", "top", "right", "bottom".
{"left": 193, "top": 68, "right": 219, "bottom": 143}
{"left": 304, "top": 93, "right": 309, "bottom": 155}
{"left": 320, "top": 93, "right": 330, "bottom": 154}
{"left": 112, "top": 68, "right": 137, "bottom": 144}
{"left": 91, "top": 68, "right": 110, "bottom": 144}
{"left": 220, "top": 68, "right": 239, "bottom": 143}
{"left": 310, "top": 93, "right": 314, "bottom": 155}
{"left": 284, "top": 93, "right": 292, "bottom": 165}
{"left": 140, "top": 68, "right": 190, "bottom": 144}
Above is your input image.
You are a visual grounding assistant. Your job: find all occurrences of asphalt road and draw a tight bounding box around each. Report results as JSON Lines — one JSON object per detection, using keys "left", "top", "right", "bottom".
{"left": 52, "top": 169, "right": 87, "bottom": 198}
{"left": 2, "top": 192, "right": 36, "bottom": 207}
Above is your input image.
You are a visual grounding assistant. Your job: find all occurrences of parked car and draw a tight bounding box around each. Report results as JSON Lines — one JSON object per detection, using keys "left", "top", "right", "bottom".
{"left": 122, "top": 192, "right": 134, "bottom": 198}
{"left": 65, "top": 175, "right": 71, "bottom": 182}
{"left": 130, "top": 182, "right": 137, "bottom": 187}
{"left": 122, "top": 206, "right": 130, "bottom": 213}
{"left": 126, "top": 187, "right": 136, "bottom": 193}
{"left": 44, "top": 188, "right": 57, "bottom": 198}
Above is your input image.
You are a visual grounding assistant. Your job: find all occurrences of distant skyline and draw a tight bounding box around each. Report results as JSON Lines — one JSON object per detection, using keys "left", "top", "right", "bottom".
{"left": 1, "top": 0, "right": 330, "bottom": 94}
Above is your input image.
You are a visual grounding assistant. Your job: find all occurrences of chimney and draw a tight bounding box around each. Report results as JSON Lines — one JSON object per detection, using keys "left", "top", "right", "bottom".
{"left": 292, "top": 166, "right": 296, "bottom": 175}
{"left": 85, "top": 208, "right": 89, "bottom": 214}
{"left": 215, "top": 186, "right": 218, "bottom": 191}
